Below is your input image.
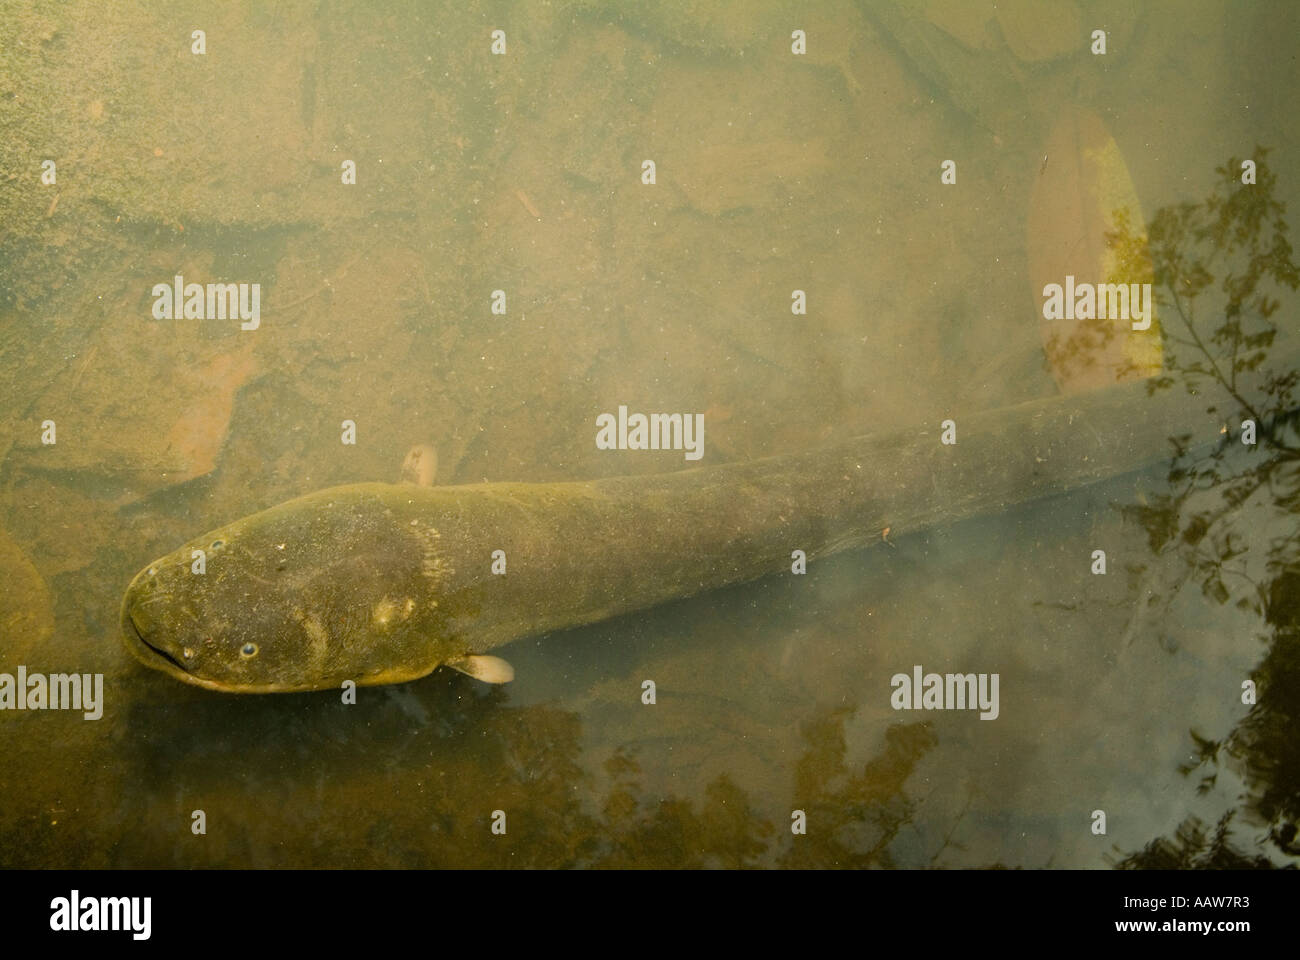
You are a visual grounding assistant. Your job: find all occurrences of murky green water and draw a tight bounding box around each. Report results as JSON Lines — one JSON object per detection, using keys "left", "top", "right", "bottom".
{"left": 1, "top": 0, "right": 1298, "bottom": 868}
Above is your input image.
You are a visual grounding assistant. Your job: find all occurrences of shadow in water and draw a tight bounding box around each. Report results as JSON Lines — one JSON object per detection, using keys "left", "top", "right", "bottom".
{"left": 104, "top": 677, "right": 935, "bottom": 868}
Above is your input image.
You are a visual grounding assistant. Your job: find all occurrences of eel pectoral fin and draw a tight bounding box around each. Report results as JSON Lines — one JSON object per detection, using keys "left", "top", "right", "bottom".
{"left": 445, "top": 654, "right": 515, "bottom": 684}
{"left": 400, "top": 444, "right": 439, "bottom": 487}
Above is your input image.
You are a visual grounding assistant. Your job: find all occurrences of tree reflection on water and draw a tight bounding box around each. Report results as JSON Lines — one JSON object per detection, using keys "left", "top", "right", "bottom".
{"left": 1111, "top": 148, "right": 1299, "bottom": 869}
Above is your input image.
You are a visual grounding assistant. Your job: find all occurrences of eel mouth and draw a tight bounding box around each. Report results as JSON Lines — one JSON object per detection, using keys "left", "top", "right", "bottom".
{"left": 117, "top": 573, "right": 231, "bottom": 691}
{"left": 118, "top": 596, "right": 307, "bottom": 695}
{"left": 119, "top": 602, "right": 232, "bottom": 692}
{"left": 136, "top": 623, "right": 188, "bottom": 672}
{"left": 121, "top": 616, "right": 249, "bottom": 693}
{"left": 121, "top": 609, "right": 190, "bottom": 678}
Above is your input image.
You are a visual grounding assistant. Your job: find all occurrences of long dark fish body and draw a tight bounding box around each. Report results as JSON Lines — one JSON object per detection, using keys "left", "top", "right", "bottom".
{"left": 120, "top": 372, "right": 1273, "bottom": 693}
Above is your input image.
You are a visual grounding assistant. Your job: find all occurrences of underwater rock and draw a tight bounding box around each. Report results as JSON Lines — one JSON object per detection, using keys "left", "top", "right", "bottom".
{"left": 1026, "top": 107, "right": 1161, "bottom": 392}
{"left": 0, "top": 527, "right": 54, "bottom": 663}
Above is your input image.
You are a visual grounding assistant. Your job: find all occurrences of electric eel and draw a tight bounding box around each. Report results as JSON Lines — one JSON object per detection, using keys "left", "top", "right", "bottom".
{"left": 120, "top": 362, "right": 1293, "bottom": 694}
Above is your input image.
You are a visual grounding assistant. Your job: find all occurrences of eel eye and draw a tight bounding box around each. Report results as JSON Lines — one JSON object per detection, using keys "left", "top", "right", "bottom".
{"left": 240, "top": 643, "right": 258, "bottom": 659}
